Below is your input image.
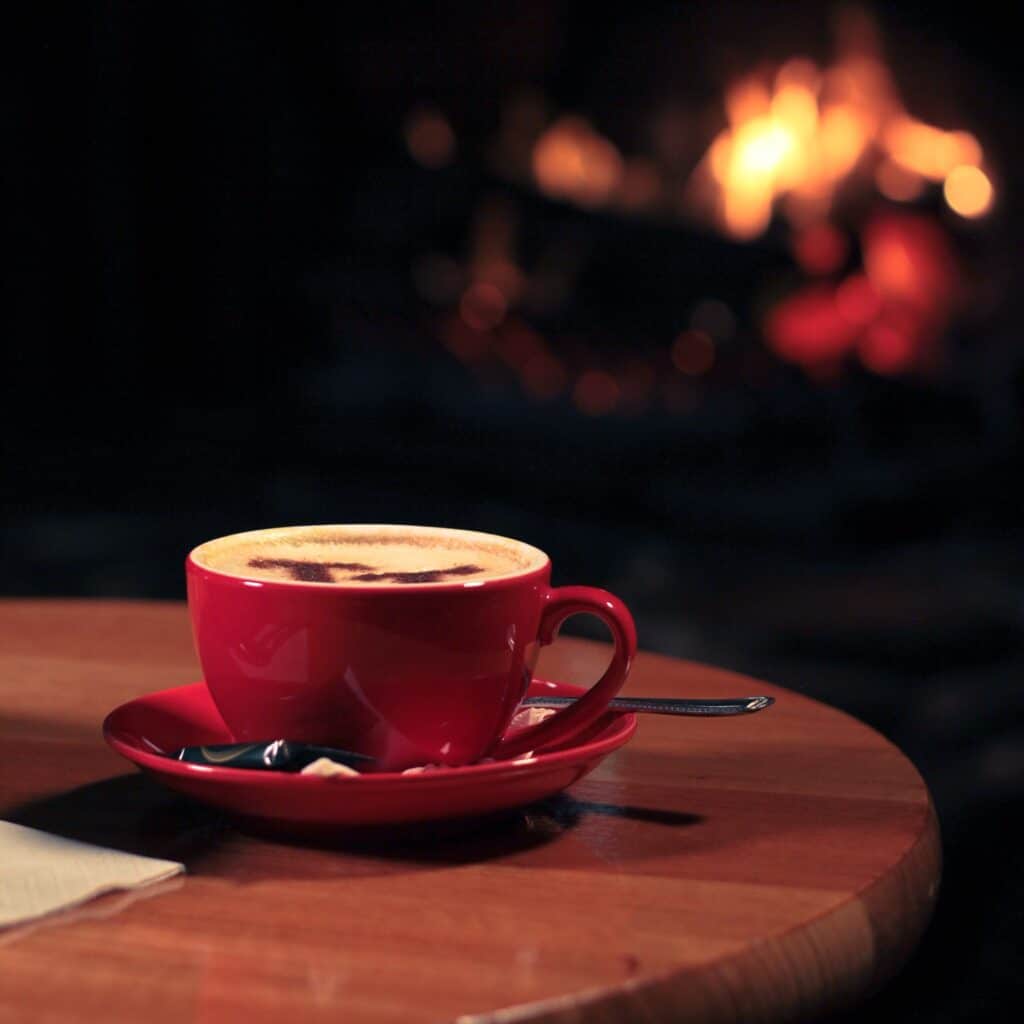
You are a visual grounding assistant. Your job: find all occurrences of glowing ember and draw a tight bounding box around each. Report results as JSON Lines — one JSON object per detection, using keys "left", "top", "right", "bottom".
{"left": 532, "top": 116, "right": 623, "bottom": 208}
{"left": 459, "top": 282, "right": 507, "bottom": 331}
{"left": 404, "top": 106, "right": 456, "bottom": 169}
{"left": 767, "top": 213, "right": 960, "bottom": 378}
{"left": 835, "top": 274, "right": 882, "bottom": 327}
{"left": 792, "top": 223, "right": 849, "bottom": 276}
{"left": 858, "top": 319, "right": 918, "bottom": 376}
{"left": 862, "top": 213, "right": 959, "bottom": 314}
{"left": 671, "top": 331, "right": 716, "bottom": 376}
{"left": 764, "top": 285, "right": 860, "bottom": 370}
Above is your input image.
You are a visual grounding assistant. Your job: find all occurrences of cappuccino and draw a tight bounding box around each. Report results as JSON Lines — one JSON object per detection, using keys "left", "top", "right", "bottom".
{"left": 190, "top": 525, "right": 544, "bottom": 586}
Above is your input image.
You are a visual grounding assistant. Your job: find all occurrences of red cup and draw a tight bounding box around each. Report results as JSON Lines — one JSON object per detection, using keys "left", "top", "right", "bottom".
{"left": 186, "top": 525, "right": 636, "bottom": 772}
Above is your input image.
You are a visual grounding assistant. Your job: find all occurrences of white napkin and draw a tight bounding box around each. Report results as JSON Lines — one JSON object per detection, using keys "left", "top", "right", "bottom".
{"left": 0, "top": 821, "right": 184, "bottom": 929}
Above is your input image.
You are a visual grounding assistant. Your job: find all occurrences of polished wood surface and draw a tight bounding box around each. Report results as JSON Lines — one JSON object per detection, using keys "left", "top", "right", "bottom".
{"left": 0, "top": 600, "right": 940, "bottom": 1023}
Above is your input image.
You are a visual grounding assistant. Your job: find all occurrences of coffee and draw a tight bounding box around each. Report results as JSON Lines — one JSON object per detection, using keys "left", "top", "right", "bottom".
{"left": 191, "top": 525, "right": 544, "bottom": 586}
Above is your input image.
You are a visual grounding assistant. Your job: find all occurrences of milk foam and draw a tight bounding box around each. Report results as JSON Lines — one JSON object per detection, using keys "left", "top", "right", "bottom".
{"left": 191, "top": 525, "right": 545, "bottom": 585}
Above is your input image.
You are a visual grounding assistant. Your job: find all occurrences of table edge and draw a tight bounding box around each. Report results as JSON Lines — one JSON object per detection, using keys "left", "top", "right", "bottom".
{"left": 0, "top": 599, "right": 943, "bottom": 1023}
{"left": 458, "top": 758, "right": 941, "bottom": 1024}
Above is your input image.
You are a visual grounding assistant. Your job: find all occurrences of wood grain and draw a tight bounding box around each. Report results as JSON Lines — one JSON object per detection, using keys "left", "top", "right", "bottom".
{"left": 0, "top": 600, "right": 940, "bottom": 1023}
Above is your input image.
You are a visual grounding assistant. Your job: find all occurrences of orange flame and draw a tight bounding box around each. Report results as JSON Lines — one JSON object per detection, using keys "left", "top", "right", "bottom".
{"left": 690, "top": 14, "right": 993, "bottom": 238}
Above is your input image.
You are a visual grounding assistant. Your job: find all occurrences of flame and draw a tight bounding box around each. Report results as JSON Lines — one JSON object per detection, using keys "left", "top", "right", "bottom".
{"left": 692, "top": 16, "right": 993, "bottom": 238}
{"left": 451, "top": 6, "right": 998, "bottom": 397}
{"left": 883, "top": 119, "right": 981, "bottom": 181}
{"left": 726, "top": 77, "right": 772, "bottom": 126}
{"left": 875, "top": 159, "right": 925, "bottom": 202}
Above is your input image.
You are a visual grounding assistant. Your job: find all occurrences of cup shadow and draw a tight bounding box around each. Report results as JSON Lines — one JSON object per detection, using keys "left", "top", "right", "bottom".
{"left": 230, "top": 791, "right": 704, "bottom": 864}
{"left": 6, "top": 773, "right": 228, "bottom": 868}
{"left": 6, "top": 774, "right": 703, "bottom": 880}
{"left": 538, "top": 794, "right": 704, "bottom": 830}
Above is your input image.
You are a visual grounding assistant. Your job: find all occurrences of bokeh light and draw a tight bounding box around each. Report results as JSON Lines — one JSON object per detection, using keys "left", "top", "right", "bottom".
{"left": 404, "top": 106, "right": 456, "bottom": 169}
{"left": 671, "top": 331, "right": 716, "bottom": 375}
{"left": 573, "top": 370, "right": 620, "bottom": 415}
{"left": 459, "top": 282, "right": 507, "bottom": 332}
{"left": 532, "top": 116, "right": 623, "bottom": 207}
{"left": 943, "top": 165, "right": 994, "bottom": 218}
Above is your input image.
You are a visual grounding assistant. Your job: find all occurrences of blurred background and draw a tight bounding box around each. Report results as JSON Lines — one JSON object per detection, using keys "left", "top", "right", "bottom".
{"left": 3, "top": 1, "right": 1023, "bottom": 1017}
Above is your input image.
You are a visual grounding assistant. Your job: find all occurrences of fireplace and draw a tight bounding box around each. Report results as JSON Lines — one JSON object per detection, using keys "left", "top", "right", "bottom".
{"left": 298, "top": 2, "right": 1013, "bottom": 544}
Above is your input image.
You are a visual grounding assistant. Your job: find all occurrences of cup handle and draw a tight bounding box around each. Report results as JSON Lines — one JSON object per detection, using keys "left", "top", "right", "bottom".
{"left": 489, "top": 586, "right": 637, "bottom": 760}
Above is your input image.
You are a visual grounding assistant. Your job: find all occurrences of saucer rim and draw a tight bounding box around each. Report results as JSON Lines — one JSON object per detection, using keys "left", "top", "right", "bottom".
{"left": 103, "top": 679, "right": 637, "bottom": 788}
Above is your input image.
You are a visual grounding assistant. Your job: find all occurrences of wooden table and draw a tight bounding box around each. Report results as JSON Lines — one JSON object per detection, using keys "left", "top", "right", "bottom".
{"left": 0, "top": 600, "right": 940, "bottom": 1023}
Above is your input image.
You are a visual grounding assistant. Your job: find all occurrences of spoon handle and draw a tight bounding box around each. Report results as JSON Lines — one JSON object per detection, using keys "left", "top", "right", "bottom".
{"left": 522, "top": 695, "right": 774, "bottom": 716}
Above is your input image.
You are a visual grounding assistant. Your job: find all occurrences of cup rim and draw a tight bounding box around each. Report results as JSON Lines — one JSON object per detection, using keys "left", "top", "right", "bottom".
{"left": 186, "top": 524, "right": 552, "bottom": 593}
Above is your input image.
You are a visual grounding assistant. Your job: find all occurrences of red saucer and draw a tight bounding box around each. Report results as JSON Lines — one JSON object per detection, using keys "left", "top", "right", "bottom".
{"left": 103, "top": 680, "right": 637, "bottom": 829}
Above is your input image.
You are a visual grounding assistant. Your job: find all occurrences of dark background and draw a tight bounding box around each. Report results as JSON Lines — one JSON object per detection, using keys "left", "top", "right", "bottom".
{"left": 4, "top": 2, "right": 1023, "bottom": 1018}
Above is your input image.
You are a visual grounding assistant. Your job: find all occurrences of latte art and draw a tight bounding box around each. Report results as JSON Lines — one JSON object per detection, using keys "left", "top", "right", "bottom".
{"left": 191, "top": 525, "right": 545, "bottom": 586}
{"left": 346, "top": 565, "right": 484, "bottom": 584}
{"left": 248, "top": 557, "right": 484, "bottom": 584}
{"left": 247, "top": 558, "right": 373, "bottom": 583}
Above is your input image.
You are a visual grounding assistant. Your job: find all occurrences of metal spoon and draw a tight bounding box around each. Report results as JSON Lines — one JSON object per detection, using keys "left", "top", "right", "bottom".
{"left": 167, "top": 697, "right": 775, "bottom": 769}
{"left": 522, "top": 695, "right": 775, "bottom": 716}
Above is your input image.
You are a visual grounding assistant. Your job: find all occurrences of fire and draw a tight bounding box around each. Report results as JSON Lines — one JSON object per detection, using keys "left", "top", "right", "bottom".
{"left": 693, "top": 23, "right": 993, "bottom": 238}
{"left": 517, "top": 10, "right": 995, "bottom": 240}
{"left": 688, "top": 10, "right": 992, "bottom": 381}
{"left": 766, "top": 211, "right": 960, "bottom": 377}
{"left": 532, "top": 116, "right": 624, "bottom": 208}
{"left": 943, "top": 165, "right": 994, "bottom": 218}
{"left": 421, "top": 7, "right": 998, "bottom": 403}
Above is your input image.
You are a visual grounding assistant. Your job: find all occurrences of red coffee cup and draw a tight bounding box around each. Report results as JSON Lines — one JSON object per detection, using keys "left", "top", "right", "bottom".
{"left": 186, "top": 525, "right": 636, "bottom": 772}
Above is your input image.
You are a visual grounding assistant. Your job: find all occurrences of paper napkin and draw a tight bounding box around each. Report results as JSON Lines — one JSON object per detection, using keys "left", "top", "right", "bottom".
{"left": 0, "top": 821, "right": 184, "bottom": 929}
